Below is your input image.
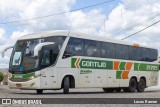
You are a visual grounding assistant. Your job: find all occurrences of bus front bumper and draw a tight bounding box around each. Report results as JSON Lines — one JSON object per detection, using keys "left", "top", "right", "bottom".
{"left": 8, "top": 78, "right": 40, "bottom": 89}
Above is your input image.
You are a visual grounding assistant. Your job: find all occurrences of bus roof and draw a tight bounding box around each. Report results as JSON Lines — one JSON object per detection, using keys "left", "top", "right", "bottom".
{"left": 18, "top": 30, "right": 156, "bottom": 49}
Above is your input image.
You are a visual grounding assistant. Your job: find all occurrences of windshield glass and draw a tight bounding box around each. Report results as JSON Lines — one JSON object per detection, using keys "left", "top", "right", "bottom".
{"left": 10, "top": 39, "right": 43, "bottom": 72}
{"left": 12, "top": 52, "right": 22, "bottom": 65}
{"left": 9, "top": 36, "right": 66, "bottom": 73}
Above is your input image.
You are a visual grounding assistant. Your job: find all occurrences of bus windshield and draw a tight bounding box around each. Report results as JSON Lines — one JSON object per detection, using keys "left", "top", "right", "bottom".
{"left": 10, "top": 39, "right": 43, "bottom": 72}
{"left": 9, "top": 36, "right": 66, "bottom": 73}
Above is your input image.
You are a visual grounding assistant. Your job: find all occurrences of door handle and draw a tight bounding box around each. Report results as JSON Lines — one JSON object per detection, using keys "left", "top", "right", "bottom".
{"left": 97, "top": 77, "right": 100, "bottom": 78}
{"left": 108, "top": 77, "right": 111, "bottom": 78}
{"left": 42, "top": 76, "right": 46, "bottom": 77}
{"left": 50, "top": 76, "right": 54, "bottom": 77}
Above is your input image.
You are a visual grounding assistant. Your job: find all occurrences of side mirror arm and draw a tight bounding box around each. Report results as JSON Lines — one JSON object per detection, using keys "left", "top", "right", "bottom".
{"left": 34, "top": 42, "right": 55, "bottom": 57}
{"left": 1, "top": 46, "right": 14, "bottom": 57}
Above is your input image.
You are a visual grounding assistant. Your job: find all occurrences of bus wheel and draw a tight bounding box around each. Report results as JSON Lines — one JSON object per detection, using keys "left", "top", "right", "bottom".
{"left": 63, "top": 76, "right": 70, "bottom": 94}
{"left": 137, "top": 78, "right": 146, "bottom": 92}
{"left": 36, "top": 89, "right": 43, "bottom": 94}
{"left": 128, "top": 78, "right": 137, "bottom": 92}
{"left": 103, "top": 88, "right": 115, "bottom": 93}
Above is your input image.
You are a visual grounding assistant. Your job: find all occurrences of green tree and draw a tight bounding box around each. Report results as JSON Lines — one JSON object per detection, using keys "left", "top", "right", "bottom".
{"left": 0, "top": 72, "right": 4, "bottom": 82}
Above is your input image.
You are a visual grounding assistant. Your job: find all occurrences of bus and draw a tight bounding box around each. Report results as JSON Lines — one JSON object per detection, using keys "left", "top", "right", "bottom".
{"left": 2, "top": 30, "right": 159, "bottom": 94}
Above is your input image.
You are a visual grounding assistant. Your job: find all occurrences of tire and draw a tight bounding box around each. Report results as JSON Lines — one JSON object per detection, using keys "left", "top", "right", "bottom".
{"left": 137, "top": 78, "right": 146, "bottom": 92}
{"left": 128, "top": 78, "right": 137, "bottom": 92}
{"left": 36, "top": 89, "right": 43, "bottom": 94}
{"left": 103, "top": 88, "right": 115, "bottom": 93}
{"left": 63, "top": 76, "right": 70, "bottom": 94}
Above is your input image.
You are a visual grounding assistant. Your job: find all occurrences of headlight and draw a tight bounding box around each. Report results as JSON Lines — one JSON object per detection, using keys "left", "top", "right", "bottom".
{"left": 8, "top": 73, "right": 12, "bottom": 79}
{"left": 29, "top": 76, "right": 35, "bottom": 80}
{"left": 29, "top": 73, "right": 40, "bottom": 80}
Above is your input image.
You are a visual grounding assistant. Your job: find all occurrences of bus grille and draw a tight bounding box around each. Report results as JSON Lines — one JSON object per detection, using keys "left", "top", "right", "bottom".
{"left": 9, "top": 78, "right": 29, "bottom": 82}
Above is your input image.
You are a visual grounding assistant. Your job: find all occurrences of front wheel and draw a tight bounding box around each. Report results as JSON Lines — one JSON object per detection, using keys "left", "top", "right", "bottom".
{"left": 63, "top": 76, "right": 70, "bottom": 94}
{"left": 137, "top": 78, "right": 146, "bottom": 92}
{"left": 36, "top": 89, "right": 43, "bottom": 94}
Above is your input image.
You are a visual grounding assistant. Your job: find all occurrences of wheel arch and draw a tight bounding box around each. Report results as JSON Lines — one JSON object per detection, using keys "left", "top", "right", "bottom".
{"left": 130, "top": 76, "right": 138, "bottom": 83}
{"left": 61, "top": 74, "right": 75, "bottom": 88}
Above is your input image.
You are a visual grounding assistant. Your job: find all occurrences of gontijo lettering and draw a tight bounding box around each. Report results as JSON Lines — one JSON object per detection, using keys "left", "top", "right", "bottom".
{"left": 71, "top": 58, "right": 113, "bottom": 69}
{"left": 82, "top": 60, "right": 106, "bottom": 68}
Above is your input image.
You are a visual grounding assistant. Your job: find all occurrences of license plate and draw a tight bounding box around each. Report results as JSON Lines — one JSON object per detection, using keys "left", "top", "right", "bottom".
{"left": 16, "top": 84, "right": 22, "bottom": 87}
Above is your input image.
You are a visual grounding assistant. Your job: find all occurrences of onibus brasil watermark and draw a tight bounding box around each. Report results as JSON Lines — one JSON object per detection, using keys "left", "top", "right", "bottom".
{"left": 2, "top": 99, "right": 42, "bottom": 105}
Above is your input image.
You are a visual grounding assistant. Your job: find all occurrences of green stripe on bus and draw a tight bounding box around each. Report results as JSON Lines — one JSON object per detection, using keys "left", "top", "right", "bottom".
{"left": 71, "top": 58, "right": 159, "bottom": 72}
{"left": 134, "top": 63, "right": 139, "bottom": 71}
{"left": 12, "top": 72, "right": 35, "bottom": 79}
{"left": 119, "top": 62, "right": 126, "bottom": 70}
{"left": 134, "top": 63, "right": 159, "bottom": 71}
{"left": 71, "top": 58, "right": 77, "bottom": 68}
{"left": 79, "top": 59, "right": 113, "bottom": 69}
{"left": 116, "top": 71, "right": 122, "bottom": 79}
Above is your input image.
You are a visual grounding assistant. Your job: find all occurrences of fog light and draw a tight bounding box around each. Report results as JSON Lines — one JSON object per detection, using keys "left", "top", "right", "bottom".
{"left": 8, "top": 73, "right": 12, "bottom": 79}
{"left": 29, "top": 76, "right": 35, "bottom": 80}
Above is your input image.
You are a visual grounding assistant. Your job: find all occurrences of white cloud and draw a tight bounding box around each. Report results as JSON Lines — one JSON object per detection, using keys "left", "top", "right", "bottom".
{"left": 68, "top": 9, "right": 105, "bottom": 34}
{"left": 1, "top": 0, "right": 160, "bottom": 68}
{"left": 0, "top": 29, "right": 30, "bottom": 68}
{"left": 0, "top": 0, "right": 104, "bottom": 67}
{"left": 102, "top": 0, "right": 160, "bottom": 52}
{"left": 0, "top": 28, "right": 5, "bottom": 39}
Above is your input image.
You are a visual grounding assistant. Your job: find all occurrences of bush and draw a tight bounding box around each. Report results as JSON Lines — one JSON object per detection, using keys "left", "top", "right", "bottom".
{"left": 0, "top": 72, "right": 4, "bottom": 82}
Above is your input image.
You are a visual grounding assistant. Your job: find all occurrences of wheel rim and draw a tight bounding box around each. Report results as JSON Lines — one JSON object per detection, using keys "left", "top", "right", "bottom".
{"left": 139, "top": 80, "right": 145, "bottom": 90}
{"left": 131, "top": 81, "right": 136, "bottom": 89}
{"left": 129, "top": 79, "right": 137, "bottom": 92}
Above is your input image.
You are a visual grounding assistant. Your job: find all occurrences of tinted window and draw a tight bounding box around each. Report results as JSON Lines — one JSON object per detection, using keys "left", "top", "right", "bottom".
{"left": 45, "top": 36, "right": 66, "bottom": 53}
{"left": 141, "top": 48, "right": 150, "bottom": 61}
{"left": 116, "top": 44, "right": 129, "bottom": 60}
{"left": 41, "top": 50, "right": 51, "bottom": 66}
{"left": 101, "top": 42, "right": 115, "bottom": 58}
{"left": 85, "top": 40, "right": 101, "bottom": 57}
{"left": 129, "top": 46, "right": 142, "bottom": 61}
{"left": 150, "top": 49, "right": 158, "bottom": 62}
{"left": 64, "top": 37, "right": 84, "bottom": 57}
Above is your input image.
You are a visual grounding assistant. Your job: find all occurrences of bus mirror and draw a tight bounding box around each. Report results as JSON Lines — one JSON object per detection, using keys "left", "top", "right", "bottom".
{"left": 1, "top": 46, "right": 14, "bottom": 57}
{"left": 33, "top": 42, "right": 55, "bottom": 57}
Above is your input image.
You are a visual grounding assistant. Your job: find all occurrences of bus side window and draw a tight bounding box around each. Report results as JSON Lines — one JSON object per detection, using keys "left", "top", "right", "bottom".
{"left": 150, "top": 49, "right": 158, "bottom": 62}
{"left": 84, "top": 40, "right": 101, "bottom": 57}
{"left": 116, "top": 44, "right": 129, "bottom": 60}
{"left": 41, "top": 50, "right": 51, "bottom": 66}
{"left": 129, "top": 46, "right": 142, "bottom": 61}
{"left": 141, "top": 48, "right": 150, "bottom": 61}
{"left": 63, "top": 37, "right": 84, "bottom": 58}
{"left": 101, "top": 42, "right": 115, "bottom": 59}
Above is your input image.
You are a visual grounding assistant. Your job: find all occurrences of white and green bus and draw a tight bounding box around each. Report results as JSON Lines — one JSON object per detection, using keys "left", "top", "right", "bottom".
{"left": 3, "top": 30, "right": 159, "bottom": 94}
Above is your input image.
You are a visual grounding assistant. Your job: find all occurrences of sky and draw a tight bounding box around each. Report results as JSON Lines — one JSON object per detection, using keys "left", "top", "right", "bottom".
{"left": 0, "top": 0, "right": 160, "bottom": 68}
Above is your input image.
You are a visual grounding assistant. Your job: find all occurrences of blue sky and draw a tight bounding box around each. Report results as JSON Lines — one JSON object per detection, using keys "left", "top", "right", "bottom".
{"left": 71, "top": 0, "right": 121, "bottom": 12}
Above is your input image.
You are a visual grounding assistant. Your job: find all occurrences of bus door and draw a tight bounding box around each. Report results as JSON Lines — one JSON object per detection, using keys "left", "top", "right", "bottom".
{"left": 40, "top": 46, "right": 57, "bottom": 89}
